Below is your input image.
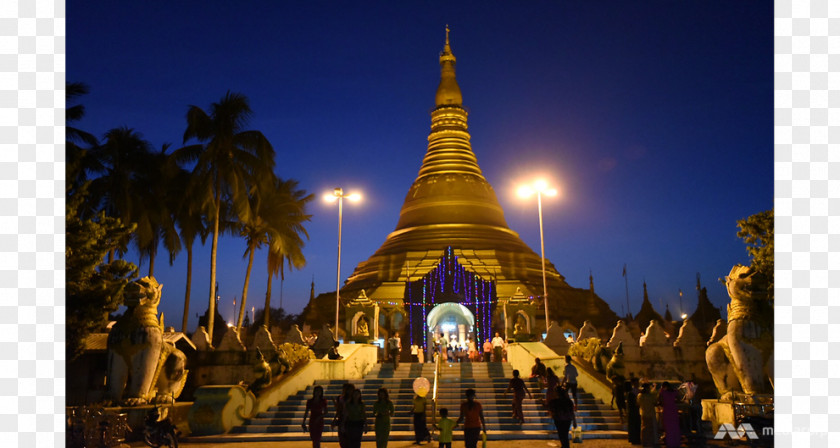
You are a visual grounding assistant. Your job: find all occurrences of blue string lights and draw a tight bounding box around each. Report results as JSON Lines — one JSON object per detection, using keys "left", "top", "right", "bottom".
{"left": 403, "top": 247, "right": 496, "bottom": 348}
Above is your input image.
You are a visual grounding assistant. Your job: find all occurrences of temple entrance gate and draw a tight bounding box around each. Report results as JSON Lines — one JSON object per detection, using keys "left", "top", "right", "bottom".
{"left": 402, "top": 247, "right": 497, "bottom": 357}
{"left": 426, "top": 302, "right": 475, "bottom": 356}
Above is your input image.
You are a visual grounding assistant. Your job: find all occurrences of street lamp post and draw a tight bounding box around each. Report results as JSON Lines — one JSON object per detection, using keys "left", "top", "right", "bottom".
{"left": 325, "top": 187, "right": 362, "bottom": 340}
{"left": 517, "top": 180, "right": 558, "bottom": 335}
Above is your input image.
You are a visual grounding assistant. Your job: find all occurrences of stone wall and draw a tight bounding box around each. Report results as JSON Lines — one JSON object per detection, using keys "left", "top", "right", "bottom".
{"left": 561, "top": 319, "right": 712, "bottom": 384}
{"left": 187, "top": 325, "right": 314, "bottom": 391}
{"left": 186, "top": 342, "right": 378, "bottom": 435}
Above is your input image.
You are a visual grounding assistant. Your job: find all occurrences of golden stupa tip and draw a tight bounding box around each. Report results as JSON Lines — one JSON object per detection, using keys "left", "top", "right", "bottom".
{"left": 436, "top": 24, "right": 461, "bottom": 106}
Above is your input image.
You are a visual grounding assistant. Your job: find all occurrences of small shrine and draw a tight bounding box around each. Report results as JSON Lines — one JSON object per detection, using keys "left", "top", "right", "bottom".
{"left": 344, "top": 289, "right": 379, "bottom": 343}
{"left": 501, "top": 287, "right": 537, "bottom": 341}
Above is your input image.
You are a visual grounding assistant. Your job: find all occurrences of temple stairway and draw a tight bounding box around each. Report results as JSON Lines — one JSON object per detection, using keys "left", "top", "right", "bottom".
{"left": 227, "top": 362, "right": 627, "bottom": 441}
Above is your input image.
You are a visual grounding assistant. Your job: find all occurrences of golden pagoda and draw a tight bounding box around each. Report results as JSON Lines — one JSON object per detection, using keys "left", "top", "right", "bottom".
{"left": 311, "top": 29, "right": 618, "bottom": 346}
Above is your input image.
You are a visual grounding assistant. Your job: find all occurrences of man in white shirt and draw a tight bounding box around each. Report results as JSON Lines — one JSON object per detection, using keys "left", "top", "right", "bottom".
{"left": 491, "top": 332, "right": 505, "bottom": 362}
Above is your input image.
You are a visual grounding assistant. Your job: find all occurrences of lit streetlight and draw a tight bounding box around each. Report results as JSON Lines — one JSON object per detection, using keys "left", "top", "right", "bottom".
{"left": 325, "top": 187, "right": 362, "bottom": 340}
{"left": 517, "top": 179, "right": 558, "bottom": 334}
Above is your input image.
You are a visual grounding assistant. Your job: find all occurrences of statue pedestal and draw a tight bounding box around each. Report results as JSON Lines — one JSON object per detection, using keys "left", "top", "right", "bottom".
{"left": 701, "top": 399, "right": 734, "bottom": 431}
{"left": 188, "top": 385, "right": 256, "bottom": 435}
{"left": 702, "top": 395, "right": 774, "bottom": 435}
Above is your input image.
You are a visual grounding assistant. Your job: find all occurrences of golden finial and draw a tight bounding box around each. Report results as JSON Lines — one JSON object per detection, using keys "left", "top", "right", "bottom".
{"left": 446, "top": 24, "right": 450, "bottom": 45}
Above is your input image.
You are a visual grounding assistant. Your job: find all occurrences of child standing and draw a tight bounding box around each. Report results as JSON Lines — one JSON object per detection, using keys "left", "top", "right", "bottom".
{"left": 434, "top": 407, "right": 457, "bottom": 448}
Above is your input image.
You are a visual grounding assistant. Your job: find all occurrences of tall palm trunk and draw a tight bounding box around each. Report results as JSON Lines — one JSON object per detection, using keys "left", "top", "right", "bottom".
{"left": 264, "top": 267, "right": 273, "bottom": 328}
{"left": 207, "top": 181, "right": 221, "bottom": 343}
{"left": 148, "top": 251, "right": 156, "bottom": 277}
{"left": 236, "top": 240, "right": 256, "bottom": 331}
{"left": 181, "top": 244, "right": 193, "bottom": 332}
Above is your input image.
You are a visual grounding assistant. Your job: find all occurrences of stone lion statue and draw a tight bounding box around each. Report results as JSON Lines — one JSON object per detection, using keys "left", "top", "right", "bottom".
{"left": 705, "top": 265, "right": 773, "bottom": 399}
{"left": 248, "top": 348, "right": 272, "bottom": 393}
{"left": 107, "top": 277, "right": 188, "bottom": 405}
{"left": 605, "top": 341, "right": 626, "bottom": 383}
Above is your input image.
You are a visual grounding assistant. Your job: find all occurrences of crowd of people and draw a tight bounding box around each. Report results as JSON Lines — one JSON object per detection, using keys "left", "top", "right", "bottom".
{"left": 302, "top": 384, "right": 488, "bottom": 448}
{"left": 387, "top": 332, "right": 515, "bottom": 365}
{"left": 518, "top": 355, "right": 579, "bottom": 448}
{"left": 314, "top": 334, "right": 693, "bottom": 448}
{"left": 625, "top": 379, "right": 690, "bottom": 448}
{"left": 522, "top": 355, "right": 696, "bottom": 448}
{"left": 606, "top": 370, "right": 696, "bottom": 447}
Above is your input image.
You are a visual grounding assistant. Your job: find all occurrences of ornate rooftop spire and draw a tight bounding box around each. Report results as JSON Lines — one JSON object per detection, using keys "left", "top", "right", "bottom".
{"left": 436, "top": 25, "right": 462, "bottom": 107}
{"left": 636, "top": 280, "right": 664, "bottom": 326}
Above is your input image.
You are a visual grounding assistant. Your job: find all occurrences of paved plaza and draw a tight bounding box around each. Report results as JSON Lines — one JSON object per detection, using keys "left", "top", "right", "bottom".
{"left": 125, "top": 436, "right": 745, "bottom": 448}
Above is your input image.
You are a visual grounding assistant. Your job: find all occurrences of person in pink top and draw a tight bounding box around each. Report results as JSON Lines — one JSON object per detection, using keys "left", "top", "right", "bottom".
{"left": 659, "top": 382, "right": 680, "bottom": 448}
{"left": 456, "top": 388, "right": 486, "bottom": 448}
{"left": 302, "top": 385, "right": 328, "bottom": 448}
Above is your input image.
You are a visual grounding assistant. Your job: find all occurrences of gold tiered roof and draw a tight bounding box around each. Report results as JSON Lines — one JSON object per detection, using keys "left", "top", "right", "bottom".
{"left": 340, "top": 29, "right": 618, "bottom": 328}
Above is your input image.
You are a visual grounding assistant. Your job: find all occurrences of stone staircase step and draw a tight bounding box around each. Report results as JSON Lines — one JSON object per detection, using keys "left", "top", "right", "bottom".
{"left": 230, "top": 362, "right": 627, "bottom": 440}
{"left": 201, "top": 429, "right": 628, "bottom": 442}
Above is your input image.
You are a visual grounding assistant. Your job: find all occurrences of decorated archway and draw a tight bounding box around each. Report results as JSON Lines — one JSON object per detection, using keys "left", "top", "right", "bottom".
{"left": 426, "top": 302, "right": 475, "bottom": 347}
{"left": 403, "top": 246, "right": 496, "bottom": 350}
{"left": 427, "top": 302, "right": 475, "bottom": 329}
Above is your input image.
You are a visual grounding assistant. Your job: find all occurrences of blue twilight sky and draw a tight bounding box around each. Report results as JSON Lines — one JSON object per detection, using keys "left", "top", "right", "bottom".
{"left": 67, "top": 2, "right": 773, "bottom": 331}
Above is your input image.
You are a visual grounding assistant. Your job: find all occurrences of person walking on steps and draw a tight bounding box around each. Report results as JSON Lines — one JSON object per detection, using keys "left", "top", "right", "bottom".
{"left": 344, "top": 389, "right": 368, "bottom": 448}
{"left": 562, "top": 355, "right": 579, "bottom": 408}
{"left": 433, "top": 407, "right": 457, "bottom": 448}
{"left": 548, "top": 385, "right": 575, "bottom": 448}
{"left": 302, "top": 385, "right": 328, "bottom": 448}
{"left": 437, "top": 334, "right": 448, "bottom": 364}
{"left": 456, "top": 388, "right": 487, "bottom": 448}
{"left": 482, "top": 338, "right": 492, "bottom": 363}
{"left": 544, "top": 367, "right": 560, "bottom": 408}
{"left": 388, "top": 333, "right": 401, "bottom": 369}
{"left": 412, "top": 391, "right": 431, "bottom": 444}
{"left": 373, "top": 387, "right": 394, "bottom": 448}
{"left": 333, "top": 382, "right": 355, "bottom": 448}
{"left": 504, "top": 369, "right": 532, "bottom": 424}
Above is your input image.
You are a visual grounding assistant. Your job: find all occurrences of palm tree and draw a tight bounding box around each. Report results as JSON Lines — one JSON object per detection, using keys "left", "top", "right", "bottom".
{"left": 66, "top": 82, "right": 101, "bottom": 203}
{"left": 263, "top": 225, "right": 308, "bottom": 328}
{"left": 169, "top": 163, "right": 209, "bottom": 333}
{"left": 236, "top": 177, "right": 312, "bottom": 331}
{"left": 178, "top": 91, "right": 275, "bottom": 342}
{"left": 87, "top": 126, "right": 154, "bottom": 261}
{"left": 133, "top": 144, "right": 182, "bottom": 276}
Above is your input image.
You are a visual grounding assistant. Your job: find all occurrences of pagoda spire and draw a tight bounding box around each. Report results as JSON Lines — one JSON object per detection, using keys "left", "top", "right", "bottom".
{"left": 336, "top": 32, "right": 619, "bottom": 332}
{"left": 664, "top": 304, "right": 673, "bottom": 322}
{"left": 435, "top": 25, "right": 462, "bottom": 107}
{"left": 310, "top": 276, "right": 315, "bottom": 302}
{"left": 635, "top": 280, "right": 664, "bottom": 326}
